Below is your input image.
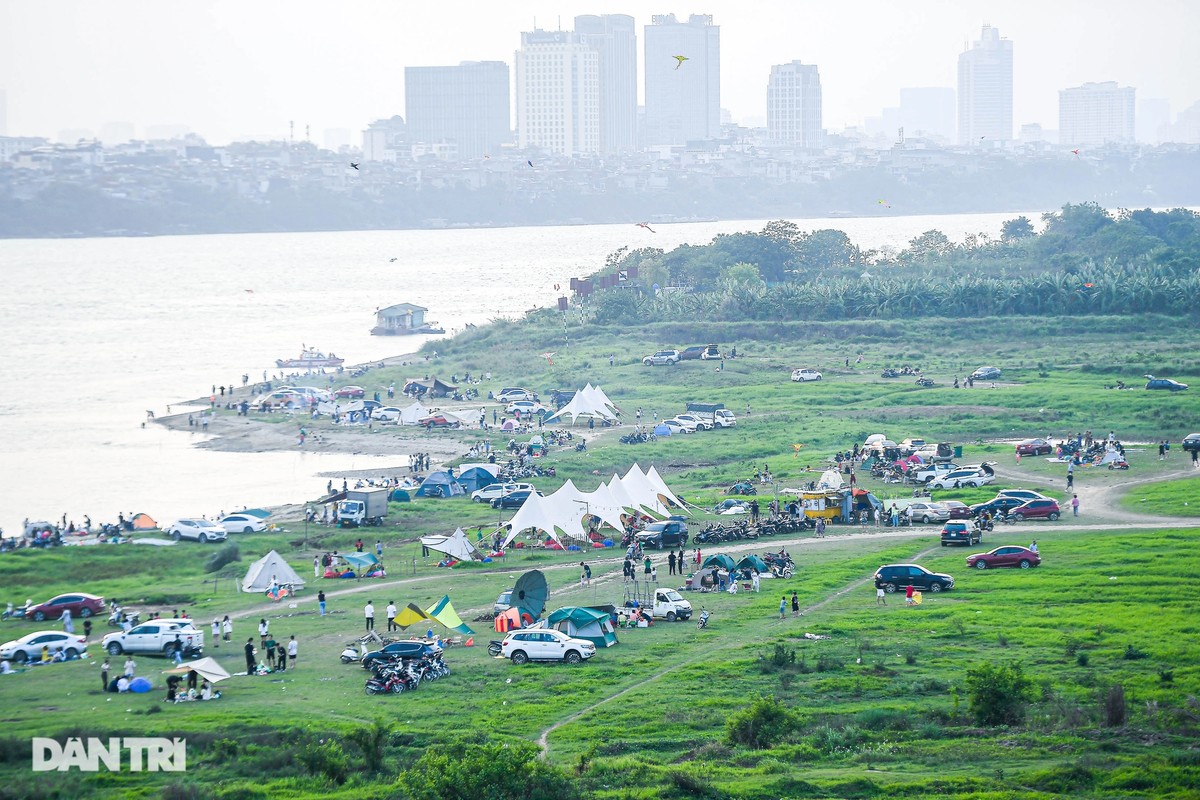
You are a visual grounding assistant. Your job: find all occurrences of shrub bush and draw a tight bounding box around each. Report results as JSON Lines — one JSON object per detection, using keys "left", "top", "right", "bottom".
{"left": 726, "top": 695, "right": 799, "bottom": 750}
{"left": 1102, "top": 684, "right": 1127, "bottom": 727}
{"left": 205, "top": 543, "right": 240, "bottom": 574}
{"left": 965, "top": 661, "right": 1033, "bottom": 726}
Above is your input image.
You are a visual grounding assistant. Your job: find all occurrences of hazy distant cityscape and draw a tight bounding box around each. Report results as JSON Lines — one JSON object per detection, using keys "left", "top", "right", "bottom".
{"left": 2, "top": 16, "right": 1198, "bottom": 237}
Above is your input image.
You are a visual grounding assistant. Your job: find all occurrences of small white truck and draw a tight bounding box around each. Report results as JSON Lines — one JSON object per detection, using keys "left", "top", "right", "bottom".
{"left": 102, "top": 619, "right": 204, "bottom": 657}
{"left": 338, "top": 487, "right": 389, "bottom": 527}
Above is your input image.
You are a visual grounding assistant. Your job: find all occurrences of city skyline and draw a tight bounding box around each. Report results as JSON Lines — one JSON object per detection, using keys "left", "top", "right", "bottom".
{"left": 0, "top": 1, "right": 1197, "bottom": 145}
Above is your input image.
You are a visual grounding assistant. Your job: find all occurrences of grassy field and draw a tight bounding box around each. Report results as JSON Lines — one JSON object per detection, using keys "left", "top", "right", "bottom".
{"left": 3, "top": 316, "right": 1200, "bottom": 799}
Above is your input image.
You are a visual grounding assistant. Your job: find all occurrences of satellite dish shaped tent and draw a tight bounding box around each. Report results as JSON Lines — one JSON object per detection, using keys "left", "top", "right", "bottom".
{"left": 242, "top": 550, "right": 306, "bottom": 593}
{"left": 512, "top": 570, "right": 549, "bottom": 621}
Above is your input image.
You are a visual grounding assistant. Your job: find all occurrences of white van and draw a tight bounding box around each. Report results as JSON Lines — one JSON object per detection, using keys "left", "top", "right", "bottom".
{"left": 714, "top": 409, "right": 737, "bottom": 428}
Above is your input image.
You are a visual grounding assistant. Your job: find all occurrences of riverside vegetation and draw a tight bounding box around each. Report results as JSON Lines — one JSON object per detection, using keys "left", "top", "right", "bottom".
{"left": 2, "top": 210, "right": 1199, "bottom": 799}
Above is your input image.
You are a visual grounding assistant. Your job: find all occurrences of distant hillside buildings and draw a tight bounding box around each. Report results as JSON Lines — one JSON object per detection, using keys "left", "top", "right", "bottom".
{"left": 405, "top": 61, "right": 510, "bottom": 159}
{"left": 958, "top": 24, "right": 1013, "bottom": 144}
{"left": 1059, "top": 81, "right": 1136, "bottom": 147}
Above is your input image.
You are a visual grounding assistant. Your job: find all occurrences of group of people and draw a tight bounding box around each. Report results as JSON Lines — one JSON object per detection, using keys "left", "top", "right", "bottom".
{"left": 243, "top": 618, "right": 298, "bottom": 675}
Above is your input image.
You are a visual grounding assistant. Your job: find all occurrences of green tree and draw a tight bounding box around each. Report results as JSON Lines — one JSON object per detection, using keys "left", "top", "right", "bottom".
{"left": 965, "top": 661, "right": 1033, "bottom": 726}
{"left": 1001, "top": 216, "right": 1035, "bottom": 241}
{"left": 398, "top": 741, "right": 578, "bottom": 800}
{"left": 726, "top": 694, "right": 799, "bottom": 749}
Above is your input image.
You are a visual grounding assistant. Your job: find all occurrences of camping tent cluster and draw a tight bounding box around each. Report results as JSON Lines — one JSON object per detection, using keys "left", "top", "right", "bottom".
{"left": 499, "top": 463, "right": 685, "bottom": 548}
{"left": 543, "top": 384, "right": 620, "bottom": 425}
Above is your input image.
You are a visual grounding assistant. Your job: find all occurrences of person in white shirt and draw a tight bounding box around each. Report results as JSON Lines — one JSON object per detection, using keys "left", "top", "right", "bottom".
{"left": 385, "top": 602, "right": 397, "bottom": 632}
{"left": 123, "top": 657, "right": 136, "bottom": 677}
{"left": 287, "top": 635, "right": 298, "bottom": 668}
{"left": 364, "top": 601, "right": 375, "bottom": 631}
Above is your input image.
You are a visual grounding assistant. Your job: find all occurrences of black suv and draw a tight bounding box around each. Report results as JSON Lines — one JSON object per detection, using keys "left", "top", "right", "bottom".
{"left": 874, "top": 564, "right": 955, "bottom": 594}
{"left": 635, "top": 520, "right": 689, "bottom": 549}
{"left": 940, "top": 522, "right": 981, "bottom": 547}
{"left": 969, "top": 496, "right": 1026, "bottom": 518}
{"left": 1183, "top": 433, "right": 1200, "bottom": 453}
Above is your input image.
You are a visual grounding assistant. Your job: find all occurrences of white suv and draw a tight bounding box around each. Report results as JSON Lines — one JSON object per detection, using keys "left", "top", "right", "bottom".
{"left": 496, "top": 388, "right": 536, "bottom": 403}
{"left": 471, "top": 482, "right": 535, "bottom": 503}
{"left": 642, "top": 350, "right": 680, "bottom": 366}
{"left": 501, "top": 628, "right": 596, "bottom": 664}
{"left": 674, "top": 413, "right": 713, "bottom": 431}
{"left": 165, "top": 519, "right": 228, "bottom": 543}
{"left": 929, "top": 468, "right": 995, "bottom": 490}
{"left": 791, "top": 368, "right": 823, "bottom": 382}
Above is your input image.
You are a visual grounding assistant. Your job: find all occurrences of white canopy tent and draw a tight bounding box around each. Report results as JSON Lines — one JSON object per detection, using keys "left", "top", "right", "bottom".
{"left": 621, "top": 464, "right": 669, "bottom": 516}
{"left": 399, "top": 402, "right": 430, "bottom": 425}
{"left": 500, "top": 480, "right": 588, "bottom": 547}
{"left": 577, "top": 482, "right": 629, "bottom": 533}
{"left": 164, "top": 657, "right": 232, "bottom": 684}
{"left": 645, "top": 464, "right": 689, "bottom": 514}
{"left": 420, "top": 528, "right": 483, "bottom": 561}
{"left": 544, "top": 383, "right": 620, "bottom": 424}
{"left": 816, "top": 469, "right": 845, "bottom": 490}
{"left": 242, "top": 550, "right": 306, "bottom": 593}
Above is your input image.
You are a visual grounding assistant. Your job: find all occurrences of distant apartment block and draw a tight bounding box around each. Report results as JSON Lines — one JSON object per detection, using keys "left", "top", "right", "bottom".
{"left": 767, "top": 61, "right": 822, "bottom": 148}
{"left": 362, "top": 116, "right": 407, "bottom": 162}
{"left": 515, "top": 30, "right": 600, "bottom": 156}
{"left": 1059, "top": 81, "right": 1136, "bottom": 147}
{"left": 405, "top": 61, "right": 510, "bottom": 160}
{"left": 575, "top": 14, "right": 637, "bottom": 153}
{"left": 958, "top": 24, "right": 1012, "bottom": 143}
{"left": 643, "top": 13, "right": 720, "bottom": 146}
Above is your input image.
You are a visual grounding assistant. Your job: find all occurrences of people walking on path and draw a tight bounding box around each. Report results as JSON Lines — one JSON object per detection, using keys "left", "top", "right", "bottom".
{"left": 1071, "top": 494, "right": 1080, "bottom": 516}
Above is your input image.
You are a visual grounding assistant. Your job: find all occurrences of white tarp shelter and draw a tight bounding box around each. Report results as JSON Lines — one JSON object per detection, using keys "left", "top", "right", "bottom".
{"left": 164, "top": 657, "right": 232, "bottom": 683}
{"left": 420, "top": 528, "right": 482, "bottom": 561}
{"left": 500, "top": 480, "right": 592, "bottom": 547}
{"left": 577, "top": 482, "right": 629, "bottom": 532}
{"left": 816, "top": 469, "right": 844, "bottom": 490}
{"left": 399, "top": 402, "right": 430, "bottom": 425}
{"left": 621, "top": 464, "right": 668, "bottom": 516}
{"left": 242, "top": 550, "right": 306, "bottom": 593}
{"left": 544, "top": 383, "right": 620, "bottom": 424}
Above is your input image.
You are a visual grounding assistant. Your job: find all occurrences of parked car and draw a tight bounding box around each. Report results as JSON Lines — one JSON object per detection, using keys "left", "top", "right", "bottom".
{"left": 1011, "top": 499, "right": 1061, "bottom": 521}
{"left": 674, "top": 413, "right": 714, "bottom": 431}
{"left": 714, "top": 499, "right": 749, "bottom": 514}
{"left": 908, "top": 501, "right": 950, "bottom": 524}
{"left": 493, "top": 591, "right": 513, "bottom": 616}
{"left": 900, "top": 438, "right": 927, "bottom": 452}
{"left": 334, "top": 385, "right": 366, "bottom": 398}
{"left": 791, "top": 368, "right": 823, "bottom": 382}
{"left": 491, "top": 489, "right": 540, "bottom": 509}
{"left": 506, "top": 400, "right": 548, "bottom": 416}
{"left": 873, "top": 564, "right": 954, "bottom": 593}
{"left": 636, "top": 520, "right": 689, "bottom": 549}
{"left": 219, "top": 513, "right": 267, "bottom": 534}
{"left": 971, "top": 366, "right": 1002, "bottom": 380}
{"left": 928, "top": 464, "right": 995, "bottom": 490}
{"left": 496, "top": 388, "right": 536, "bottom": 403}
{"left": 969, "top": 496, "right": 1028, "bottom": 517}
{"left": 102, "top": 619, "right": 204, "bottom": 657}
{"left": 373, "top": 406, "right": 403, "bottom": 422}
{"left": 164, "top": 518, "right": 228, "bottom": 543}
{"left": 1183, "top": 433, "right": 1200, "bottom": 453}
{"left": 0, "top": 631, "right": 89, "bottom": 663}
{"left": 914, "top": 442, "right": 956, "bottom": 462}
{"left": 1015, "top": 438, "right": 1053, "bottom": 456}
{"left": 660, "top": 419, "right": 693, "bottom": 435}
{"left": 360, "top": 640, "right": 441, "bottom": 670}
{"left": 500, "top": 628, "right": 596, "bottom": 664}
{"left": 471, "top": 482, "right": 536, "bottom": 503}
{"left": 713, "top": 409, "right": 737, "bottom": 428}
{"left": 1145, "top": 374, "right": 1188, "bottom": 391}
{"left": 910, "top": 462, "right": 959, "bottom": 483}
{"left": 417, "top": 415, "right": 460, "bottom": 428}
{"left": 642, "top": 350, "right": 681, "bottom": 366}
{"left": 966, "top": 546, "right": 1041, "bottom": 570}
{"left": 996, "top": 489, "right": 1051, "bottom": 502}
{"left": 700, "top": 344, "right": 722, "bottom": 360}
{"left": 679, "top": 345, "right": 707, "bottom": 360}
{"left": 25, "top": 593, "right": 105, "bottom": 622}
{"left": 940, "top": 521, "right": 981, "bottom": 546}
{"left": 940, "top": 500, "right": 973, "bottom": 520}
{"left": 667, "top": 416, "right": 701, "bottom": 433}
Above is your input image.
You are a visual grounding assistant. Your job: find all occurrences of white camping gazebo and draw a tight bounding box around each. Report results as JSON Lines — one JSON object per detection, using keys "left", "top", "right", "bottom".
{"left": 242, "top": 550, "right": 306, "bottom": 593}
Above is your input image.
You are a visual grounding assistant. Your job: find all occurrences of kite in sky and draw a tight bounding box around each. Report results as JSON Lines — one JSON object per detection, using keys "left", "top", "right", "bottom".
{"left": 877, "top": 199, "right": 891, "bottom": 208}
{"left": 1071, "top": 149, "right": 1081, "bottom": 156}
{"left": 673, "top": 55, "right": 689, "bottom": 70}
{"left": 349, "top": 162, "right": 360, "bottom": 170}
{"left": 636, "top": 222, "right": 656, "bottom": 233}
{"left": 527, "top": 160, "right": 535, "bottom": 168}
{"left": 244, "top": 289, "right": 255, "bottom": 293}
{"left": 541, "top": 352, "right": 555, "bottom": 366}
{"left": 389, "top": 257, "right": 398, "bottom": 262}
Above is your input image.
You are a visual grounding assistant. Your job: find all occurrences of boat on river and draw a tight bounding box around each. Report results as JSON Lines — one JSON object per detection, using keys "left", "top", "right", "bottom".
{"left": 275, "top": 347, "right": 345, "bottom": 369}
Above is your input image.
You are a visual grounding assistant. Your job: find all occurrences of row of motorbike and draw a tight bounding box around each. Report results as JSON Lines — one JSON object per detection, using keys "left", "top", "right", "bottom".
{"left": 620, "top": 431, "right": 657, "bottom": 444}
{"left": 364, "top": 655, "right": 451, "bottom": 696}
{"left": 694, "top": 516, "right": 812, "bottom": 544}
{"left": 495, "top": 462, "right": 557, "bottom": 481}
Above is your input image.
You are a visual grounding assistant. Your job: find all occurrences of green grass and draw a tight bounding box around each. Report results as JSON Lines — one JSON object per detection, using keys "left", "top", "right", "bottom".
{"left": 5, "top": 315, "right": 1200, "bottom": 798}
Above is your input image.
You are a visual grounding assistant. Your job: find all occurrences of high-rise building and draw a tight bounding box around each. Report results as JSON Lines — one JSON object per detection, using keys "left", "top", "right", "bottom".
{"left": 899, "top": 87, "right": 956, "bottom": 143}
{"left": 766, "top": 61, "right": 822, "bottom": 147}
{"left": 1059, "top": 82, "right": 1135, "bottom": 147}
{"left": 405, "top": 61, "right": 510, "bottom": 160}
{"left": 574, "top": 14, "right": 637, "bottom": 153}
{"left": 957, "top": 24, "right": 1012, "bottom": 144}
{"left": 515, "top": 30, "right": 600, "bottom": 156}
{"left": 643, "top": 14, "right": 720, "bottom": 146}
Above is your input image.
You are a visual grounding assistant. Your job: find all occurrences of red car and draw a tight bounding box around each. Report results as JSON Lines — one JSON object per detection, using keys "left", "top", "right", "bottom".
{"left": 26, "top": 592, "right": 106, "bottom": 622}
{"left": 1015, "top": 438, "right": 1052, "bottom": 456}
{"left": 1011, "top": 498, "right": 1061, "bottom": 521}
{"left": 334, "top": 385, "right": 366, "bottom": 399}
{"left": 418, "top": 415, "right": 460, "bottom": 429}
{"left": 940, "top": 500, "right": 973, "bottom": 520}
{"left": 966, "top": 546, "right": 1041, "bottom": 570}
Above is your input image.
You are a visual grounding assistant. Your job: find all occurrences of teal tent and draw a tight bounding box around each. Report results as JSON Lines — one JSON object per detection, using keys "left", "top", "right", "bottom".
{"left": 241, "top": 508, "right": 273, "bottom": 519}
{"left": 547, "top": 607, "right": 618, "bottom": 648}
{"left": 416, "top": 471, "right": 465, "bottom": 498}
{"left": 702, "top": 553, "right": 736, "bottom": 572}
{"left": 457, "top": 467, "right": 497, "bottom": 493}
{"left": 736, "top": 555, "right": 768, "bottom": 574}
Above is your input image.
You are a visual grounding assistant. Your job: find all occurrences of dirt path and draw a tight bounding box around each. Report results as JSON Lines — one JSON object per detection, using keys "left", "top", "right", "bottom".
{"left": 534, "top": 542, "right": 942, "bottom": 752}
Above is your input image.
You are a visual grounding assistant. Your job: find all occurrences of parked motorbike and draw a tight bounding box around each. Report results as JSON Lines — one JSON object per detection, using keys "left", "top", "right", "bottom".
{"left": 487, "top": 640, "right": 503, "bottom": 657}
{"left": 340, "top": 642, "right": 367, "bottom": 664}
{"left": 3, "top": 603, "right": 30, "bottom": 621}
{"left": 916, "top": 377, "right": 935, "bottom": 388}
{"left": 696, "top": 609, "right": 711, "bottom": 629}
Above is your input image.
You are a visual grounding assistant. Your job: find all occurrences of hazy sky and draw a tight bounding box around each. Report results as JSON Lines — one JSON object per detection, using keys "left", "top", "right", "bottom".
{"left": 1, "top": 0, "right": 1196, "bottom": 144}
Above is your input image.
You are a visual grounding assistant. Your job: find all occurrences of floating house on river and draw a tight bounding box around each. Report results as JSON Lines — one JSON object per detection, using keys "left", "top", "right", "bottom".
{"left": 371, "top": 303, "right": 445, "bottom": 336}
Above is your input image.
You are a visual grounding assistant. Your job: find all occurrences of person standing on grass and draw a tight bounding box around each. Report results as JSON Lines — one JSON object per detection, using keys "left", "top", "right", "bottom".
{"left": 386, "top": 601, "right": 397, "bottom": 632}
{"left": 1192, "top": 448, "right": 1198, "bottom": 468}
{"left": 876, "top": 585, "right": 887, "bottom": 606}
{"left": 123, "top": 656, "right": 136, "bottom": 679}
{"left": 264, "top": 633, "right": 276, "bottom": 669}
{"left": 905, "top": 584, "right": 915, "bottom": 606}
{"left": 1072, "top": 494, "right": 1080, "bottom": 516}
{"left": 100, "top": 659, "right": 110, "bottom": 691}
{"left": 779, "top": 596, "right": 787, "bottom": 619}
{"left": 318, "top": 590, "right": 326, "bottom": 617}
{"left": 364, "top": 600, "right": 375, "bottom": 631}
{"left": 277, "top": 642, "right": 287, "bottom": 672}
{"left": 287, "top": 635, "right": 298, "bottom": 669}
{"left": 244, "top": 639, "right": 256, "bottom": 674}
{"left": 211, "top": 619, "right": 220, "bottom": 649}
{"left": 751, "top": 571, "right": 760, "bottom": 593}
{"left": 644, "top": 555, "right": 652, "bottom": 579}
{"left": 668, "top": 551, "right": 676, "bottom": 576}
{"left": 222, "top": 615, "right": 232, "bottom": 641}
{"left": 791, "top": 591, "right": 800, "bottom": 618}
{"left": 258, "top": 619, "right": 269, "bottom": 648}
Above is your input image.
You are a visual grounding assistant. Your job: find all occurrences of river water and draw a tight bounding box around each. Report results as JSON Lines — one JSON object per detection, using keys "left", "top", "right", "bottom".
{"left": 0, "top": 211, "right": 1040, "bottom": 535}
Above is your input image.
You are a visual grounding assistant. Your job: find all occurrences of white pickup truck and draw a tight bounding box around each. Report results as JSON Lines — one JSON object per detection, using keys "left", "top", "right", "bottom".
{"left": 625, "top": 588, "right": 693, "bottom": 621}
{"left": 102, "top": 619, "right": 204, "bottom": 657}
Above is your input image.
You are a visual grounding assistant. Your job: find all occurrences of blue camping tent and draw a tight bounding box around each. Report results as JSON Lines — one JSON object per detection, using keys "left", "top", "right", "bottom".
{"left": 653, "top": 423, "right": 672, "bottom": 436}
{"left": 415, "top": 471, "right": 465, "bottom": 498}
{"left": 457, "top": 466, "right": 498, "bottom": 493}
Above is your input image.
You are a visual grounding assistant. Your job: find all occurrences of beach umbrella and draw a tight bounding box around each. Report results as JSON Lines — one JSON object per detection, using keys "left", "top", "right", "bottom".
{"left": 512, "top": 569, "right": 549, "bottom": 621}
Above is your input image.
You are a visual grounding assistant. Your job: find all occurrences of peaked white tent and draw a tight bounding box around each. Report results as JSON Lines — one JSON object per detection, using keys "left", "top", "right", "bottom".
{"left": 500, "top": 480, "right": 590, "bottom": 547}
{"left": 242, "top": 550, "right": 306, "bottom": 593}
{"left": 544, "top": 383, "right": 620, "bottom": 424}
{"left": 645, "top": 464, "right": 689, "bottom": 513}
{"left": 606, "top": 473, "right": 641, "bottom": 513}
{"left": 621, "top": 464, "right": 668, "bottom": 516}
{"left": 399, "top": 402, "right": 429, "bottom": 425}
{"left": 577, "top": 482, "right": 629, "bottom": 532}
{"left": 816, "top": 469, "right": 844, "bottom": 490}
{"left": 420, "top": 528, "right": 482, "bottom": 561}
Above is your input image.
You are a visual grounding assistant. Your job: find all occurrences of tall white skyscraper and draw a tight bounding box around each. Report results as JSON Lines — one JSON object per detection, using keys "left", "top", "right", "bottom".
{"left": 1059, "top": 82, "right": 1136, "bottom": 147}
{"left": 643, "top": 14, "right": 720, "bottom": 146}
{"left": 574, "top": 14, "right": 637, "bottom": 153}
{"left": 406, "top": 61, "right": 510, "bottom": 159}
{"left": 957, "top": 25, "right": 1013, "bottom": 144}
{"left": 515, "top": 30, "right": 600, "bottom": 156}
{"left": 767, "top": 61, "right": 822, "bottom": 147}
